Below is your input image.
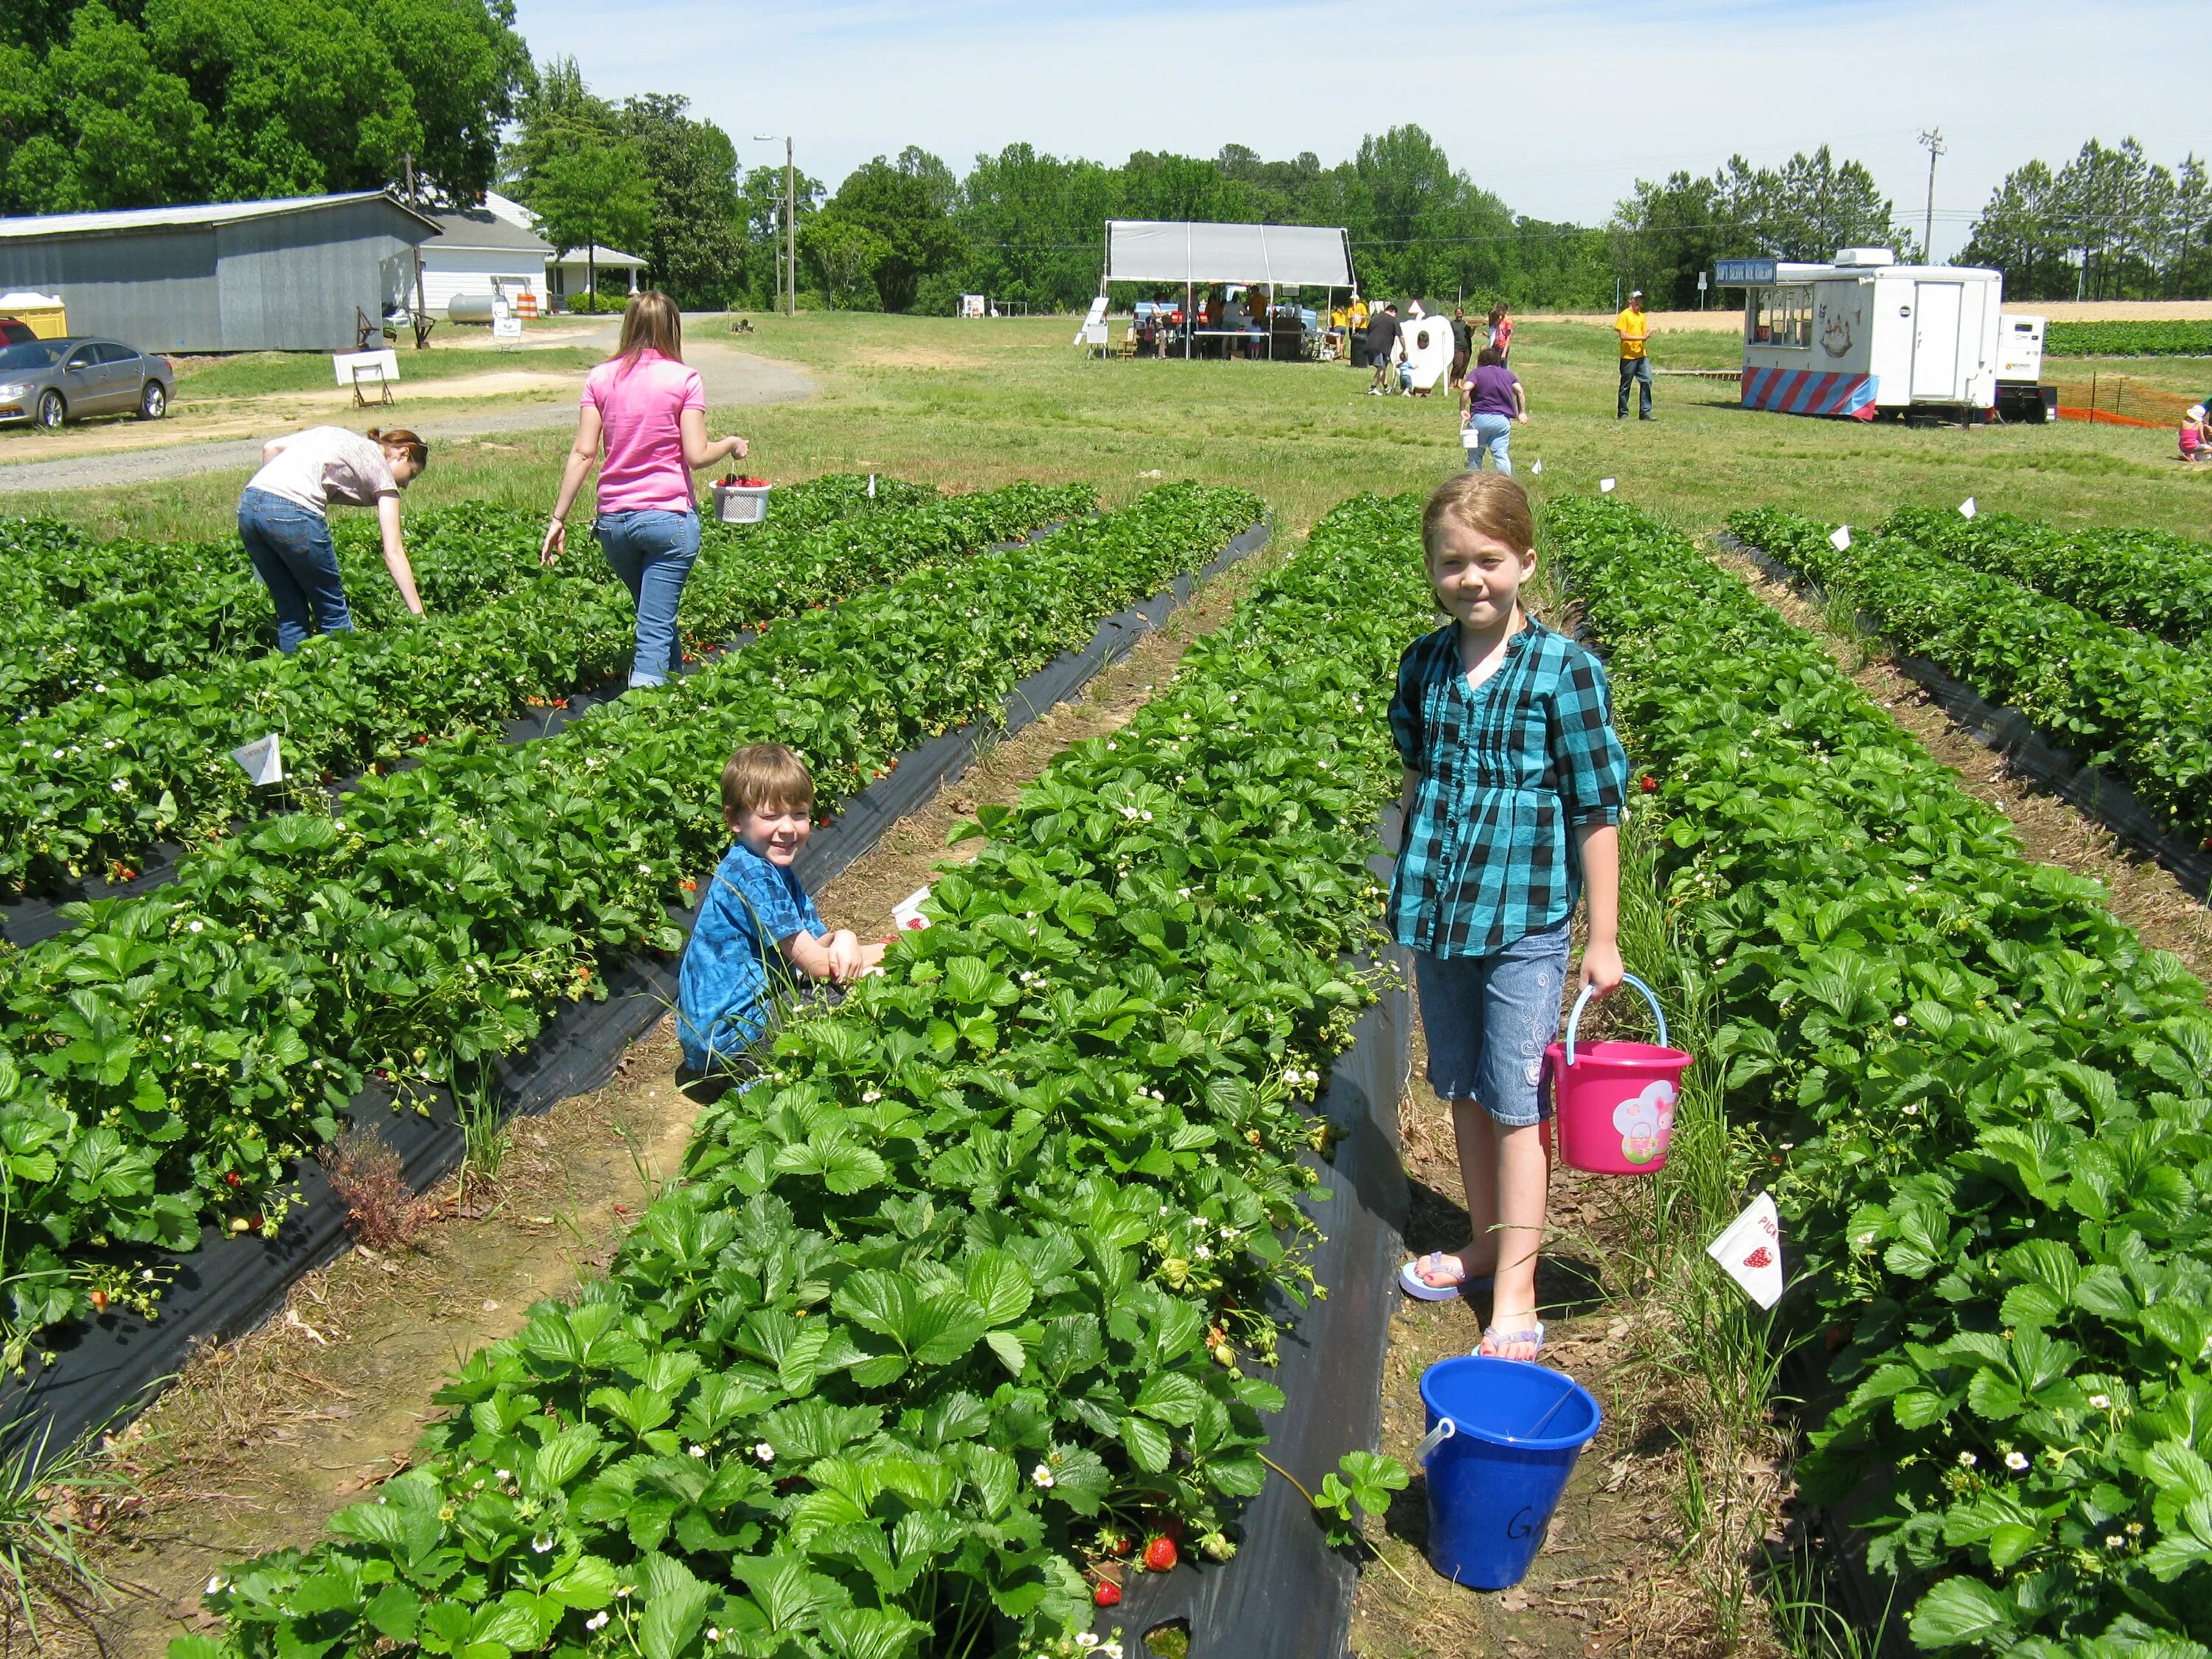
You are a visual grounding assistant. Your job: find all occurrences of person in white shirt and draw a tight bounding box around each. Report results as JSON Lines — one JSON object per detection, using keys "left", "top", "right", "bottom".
{"left": 240, "top": 426, "right": 427, "bottom": 651}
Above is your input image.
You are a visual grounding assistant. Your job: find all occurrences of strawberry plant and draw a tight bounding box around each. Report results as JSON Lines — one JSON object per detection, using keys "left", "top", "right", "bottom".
{"left": 0, "top": 484, "right": 1248, "bottom": 1363}
{"left": 179, "top": 492, "right": 1435, "bottom": 1659}
{"left": 0, "top": 483, "right": 1089, "bottom": 897}
{"left": 2044, "top": 320, "right": 2212, "bottom": 358}
{"left": 1556, "top": 494, "right": 2212, "bottom": 1655}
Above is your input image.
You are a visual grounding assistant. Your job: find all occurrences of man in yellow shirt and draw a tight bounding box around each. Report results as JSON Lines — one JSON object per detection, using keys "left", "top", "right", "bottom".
{"left": 1615, "top": 290, "right": 1654, "bottom": 420}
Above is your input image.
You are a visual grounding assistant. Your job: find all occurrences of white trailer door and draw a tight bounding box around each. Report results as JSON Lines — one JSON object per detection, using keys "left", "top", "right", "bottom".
{"left": 1911, "top": 282, "right": 1964, "bottom": 399}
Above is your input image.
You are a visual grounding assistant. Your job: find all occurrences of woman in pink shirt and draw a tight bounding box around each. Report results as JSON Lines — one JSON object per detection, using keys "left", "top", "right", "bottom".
{"left": 540, "top": 292, "right": 750, "bottom": 687}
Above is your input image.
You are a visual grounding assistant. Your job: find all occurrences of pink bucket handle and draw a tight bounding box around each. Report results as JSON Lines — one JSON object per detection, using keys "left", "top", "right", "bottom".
{"left": 1563, "top": 973, "right": 1668, "bottom": 1068}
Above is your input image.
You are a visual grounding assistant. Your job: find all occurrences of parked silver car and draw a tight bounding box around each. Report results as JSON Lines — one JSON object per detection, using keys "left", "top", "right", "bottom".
{"left": 0, "top": 336, "right": 175, "bottom": 429}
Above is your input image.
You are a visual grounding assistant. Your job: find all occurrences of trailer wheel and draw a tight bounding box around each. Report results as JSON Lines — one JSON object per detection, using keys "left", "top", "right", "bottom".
{"left": 35, "top": 389, "right": 65, "bottom": 431}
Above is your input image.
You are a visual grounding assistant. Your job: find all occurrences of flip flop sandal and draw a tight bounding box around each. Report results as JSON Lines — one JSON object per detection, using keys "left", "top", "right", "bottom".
{"left": 1398, "top": 1256, "right": 1494, "bottom": 1302}
{"left": 1478, "top": 1321, "right": 1547, "bottom": 1363}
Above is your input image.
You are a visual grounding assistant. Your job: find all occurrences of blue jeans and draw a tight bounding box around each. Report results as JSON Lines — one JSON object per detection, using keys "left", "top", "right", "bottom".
{"left": 595, "top": 509, "right": 700, "bottom": 687}
{"left": 1413, "top": 920, "right": 1571, "bottom": 1126}
{"left": 1464, "top": 413, "right": 1514, "bottom": 476}
{"left": 1618, "top": 356, "right": 1654, "bottom": 418}
{"left": 239, "top": 487, "right": 352, "bottom": 653}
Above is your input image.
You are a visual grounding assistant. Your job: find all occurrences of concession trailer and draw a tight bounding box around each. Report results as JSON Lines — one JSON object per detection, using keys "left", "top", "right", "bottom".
{"left": 1716, "top": 247, "right": 2044, "bottom": 422}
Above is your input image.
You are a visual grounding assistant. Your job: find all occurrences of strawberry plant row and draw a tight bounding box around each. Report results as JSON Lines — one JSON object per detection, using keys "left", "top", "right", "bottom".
{"left": 0, "top": 475, "right": 926, "bottom": 721}
{"left": 181, "top": 491, "right": 1433, "bottom": 1659}
{"left": 2043, "top": 320, "right": 2212, "bottom": 358}
{"left": 0, "top": 484, "right": 1258, "bottom": 1367}
{"left": 0, "top": 484, "right": 1089, "bottom": 899}
{"left": 1729, "top": 506, "right": 2212, "bottom": 848}
{"left": 1555, "top": 495, "right": 2212, "bottom": 1655}
{"left": 1879, "top": 506, "right": 2212, "bottom": 647}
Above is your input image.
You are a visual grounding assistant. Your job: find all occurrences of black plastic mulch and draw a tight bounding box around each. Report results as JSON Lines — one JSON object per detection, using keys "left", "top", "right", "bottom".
{"left": 0, "top": 521, "right": 1268, "bottom": 1471}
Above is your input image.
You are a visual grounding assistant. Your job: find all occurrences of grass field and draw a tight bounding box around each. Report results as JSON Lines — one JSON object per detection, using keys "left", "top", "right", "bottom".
{"left": 10, "top": 310, "right": 2208, "bottom": 547}
{"left": 172, "top": 341, "right": 605, "bottom": 399}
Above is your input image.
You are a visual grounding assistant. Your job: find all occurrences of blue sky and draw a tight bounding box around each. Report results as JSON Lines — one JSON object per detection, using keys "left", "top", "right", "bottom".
{"left": 511, "top": 0, "right": 2197, "bottom": 260}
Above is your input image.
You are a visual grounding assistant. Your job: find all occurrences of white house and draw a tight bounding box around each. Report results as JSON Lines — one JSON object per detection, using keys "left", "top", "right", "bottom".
{"left": 481, "top": 190, "right": 647, "bottom": 310}
{"left": 418, "top": 207, "right": 552, "bottom": 316}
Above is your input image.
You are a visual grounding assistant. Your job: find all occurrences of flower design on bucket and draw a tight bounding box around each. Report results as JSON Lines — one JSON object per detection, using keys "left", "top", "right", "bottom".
{"left": 1613, "top": 1080, "right": 1677, "bottom": 1164}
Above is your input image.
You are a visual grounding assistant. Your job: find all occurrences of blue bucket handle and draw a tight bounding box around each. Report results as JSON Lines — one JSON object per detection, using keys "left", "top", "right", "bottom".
{"left": 1563, "top": 972, "right": 1668, "bottom": 1069}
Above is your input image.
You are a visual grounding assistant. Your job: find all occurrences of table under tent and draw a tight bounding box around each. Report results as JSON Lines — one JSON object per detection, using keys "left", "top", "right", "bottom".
{"left": 1100, "top": 220, "right": 1354, "bottom": 361}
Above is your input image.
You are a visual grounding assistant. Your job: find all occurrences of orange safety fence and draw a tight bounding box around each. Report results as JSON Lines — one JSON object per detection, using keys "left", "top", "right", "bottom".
{"left": 2049, "top": 372, "right": 2197, "bottom": 429}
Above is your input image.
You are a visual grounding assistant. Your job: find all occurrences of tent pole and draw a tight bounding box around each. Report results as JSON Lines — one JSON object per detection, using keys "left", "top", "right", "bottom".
{"left": 1184, "top": 280, "right": 1192, "bottom": 360}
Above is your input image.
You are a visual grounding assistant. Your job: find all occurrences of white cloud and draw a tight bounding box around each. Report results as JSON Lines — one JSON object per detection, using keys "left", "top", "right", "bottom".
{"left": 512, "top": 0, "right": 2197, "bottom": 258}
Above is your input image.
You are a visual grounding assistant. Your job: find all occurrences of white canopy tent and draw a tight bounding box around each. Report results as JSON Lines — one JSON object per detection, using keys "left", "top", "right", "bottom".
{"left": 1102, "top": 220, "right": 1354, "bottom": 360}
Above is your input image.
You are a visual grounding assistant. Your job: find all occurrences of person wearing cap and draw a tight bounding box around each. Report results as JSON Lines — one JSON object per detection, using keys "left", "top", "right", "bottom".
{"left": 2183, "top": 404, "right": 2211, "bottom": 464}
{"left": 1615, "top": 291, "right": 1655, "bottom": 420}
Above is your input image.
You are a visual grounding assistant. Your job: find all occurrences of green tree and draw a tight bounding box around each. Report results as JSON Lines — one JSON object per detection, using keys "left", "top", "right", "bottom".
{"left": 800, "top": 214, "right": 890, "bottom": 310}
{"left": 534, "top": 138, "right": 653, "bottom": 299}
{"left": 500, "top": 55, "right": 617, "bottom": 200}
{"left": 5, "top": 2, "right": 212, "bottom": 212}
{"left": 1961, "top": 159, "right": 2071, "bottom": 299}
{"left": 620, "top": 93, "right": 743, "bottom": 308}
{"left": 823, "top": 150, "right": 964, "bottom": 311}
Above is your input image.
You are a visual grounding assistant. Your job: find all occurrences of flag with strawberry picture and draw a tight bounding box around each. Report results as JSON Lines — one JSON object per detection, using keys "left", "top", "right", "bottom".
{"left": 1706, "top": 1192, "right": 1784, "bottom": 1308}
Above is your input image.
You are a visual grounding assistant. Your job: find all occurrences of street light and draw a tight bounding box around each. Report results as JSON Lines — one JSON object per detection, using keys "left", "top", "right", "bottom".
{"left": 755, "top": 134, "right": 795, "bottom": 317}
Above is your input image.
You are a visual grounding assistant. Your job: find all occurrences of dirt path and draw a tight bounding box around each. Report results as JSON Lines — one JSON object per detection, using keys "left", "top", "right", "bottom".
{"left": 54, "top": 541, "right": 1278, "bottom": 1659}
{"left": 1712, "top": 546, "right": 2212, "bottom": 983}
{"left": 0, "top": 335, "right": 814, "bottom": 495}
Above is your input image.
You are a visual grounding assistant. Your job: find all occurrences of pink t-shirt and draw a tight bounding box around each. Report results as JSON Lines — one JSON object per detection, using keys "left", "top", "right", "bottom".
{"left": 582, "top": 350, "right": 706, "bottom": 515}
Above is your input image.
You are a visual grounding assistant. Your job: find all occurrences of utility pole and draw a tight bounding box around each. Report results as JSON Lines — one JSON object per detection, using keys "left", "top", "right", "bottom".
{"left": 1917, "top": 128, "right": 1946, "bottom": 262}
{"left": 402, "top": 151, "right": 432, "bottom": 349}
{"left": 754, "top": 134, "right": 796, "bottom": 316}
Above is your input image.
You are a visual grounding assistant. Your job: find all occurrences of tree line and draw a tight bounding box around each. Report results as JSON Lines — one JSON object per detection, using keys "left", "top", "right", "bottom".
{"left": 1960, "top": 140, "right": 2212, "bottom": 302}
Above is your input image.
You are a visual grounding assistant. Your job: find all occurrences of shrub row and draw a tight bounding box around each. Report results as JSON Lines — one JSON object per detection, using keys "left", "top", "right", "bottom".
{"left": 0, "top": 482, "right": 1090, "bottom": 897}
{"left": 1728, "top": 506, "right": 2212, "bottom": 842}
{"left": 1554, "top": 495, "right": 2212, "bottom": 1655}
{"left": 0, "top": 484, "right": 1256, "bottom": 1366}
{"left": 1880, "top": 506, "right": 2212, "bottom": 647}
{"left": 0, "top": 476, "right": 929, "bottom": 721}
{"left": 2043, "top": 321, "right": 2212, "bottom": 358}
{"left": 181, "top": 491, "right": 1434, "bottom": 1659}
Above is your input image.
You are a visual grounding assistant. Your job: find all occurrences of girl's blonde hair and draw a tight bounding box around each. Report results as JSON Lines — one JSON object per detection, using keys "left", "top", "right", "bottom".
{"left": 613, "top": 291, "right": 684, "bottom": 372}
{"left": 366, "top": 427, "right": 428, "bottom": 470}
{"left": 1423, "top": 470, "right": 1535, "bottom": 557}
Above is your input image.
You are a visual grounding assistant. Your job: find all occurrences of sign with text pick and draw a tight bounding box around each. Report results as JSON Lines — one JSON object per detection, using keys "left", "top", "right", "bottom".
{"left": 891, "top": 886, "right": 933, "bottom": 931}
{"left": 1829, "top": 524, "right": 1852, "bottom": 552}
{"left": 1707, "top": 1192, "right": 1784, "bottom": 1308}
{"left": 229, "top": 732, "right": 284, "bottom": 786}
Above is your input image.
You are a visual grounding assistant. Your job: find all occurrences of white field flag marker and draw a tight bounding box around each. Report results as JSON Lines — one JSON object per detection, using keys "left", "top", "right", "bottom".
{"left": 1708, "top": 1192, "right": 1785, "bottom": 1309}
{"left": 1530, "top": 459, "right": 1543, "bottom": 476}
{"left": 867, "top": 473, "right": 877, "bottom": 498}
{"left": 1829, "top": 524, "right": 1852, "bottom": 552}
{"left": 229, "top": 733, "right": 284, "bottom": 785}
{"left": 1598, "top": 477, "right": 1615, "bottom": 493}
{"left": 1959, "top": 496, "right": 1977, "bottom": 518}
{"left": 891, "top": 885, "right": 933, "bottom": 932}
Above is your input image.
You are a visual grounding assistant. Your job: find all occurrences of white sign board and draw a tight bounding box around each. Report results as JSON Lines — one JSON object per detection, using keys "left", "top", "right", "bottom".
{"left": 230, "top": 733, "right": 284, "bottom": 785}
{"left": 1829, "top": 525, "right": 1852, "bottom": 551}
{"left": 493, "top": 315, "right": 522, "bottom": 339}
{"left": 333, "top": 349, "right": 399, "bottom": 389}
{"left": 891, "top": 886, "right": 933, "bottom": 932}
{"left": 1708, "top": 1192, "right": 1784, "bottom": 1309}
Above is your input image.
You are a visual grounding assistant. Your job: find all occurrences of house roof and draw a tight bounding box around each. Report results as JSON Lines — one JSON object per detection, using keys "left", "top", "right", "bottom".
{"left": 0, "top": 189, "right": 441, "bottom": 242}
{"left": 548, "top": 244, "right": 648, "bottom": 269}
{"left": 422, "top": 208, "right": 553, "bottom": 257}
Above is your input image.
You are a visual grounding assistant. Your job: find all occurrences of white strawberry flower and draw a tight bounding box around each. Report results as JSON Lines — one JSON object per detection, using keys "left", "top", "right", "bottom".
{"left": 1031, "top": 1463, "right": 1055, "bottom": 1489}
{"left": 754, "top": 1441, "right": 775, "bottom": 1462}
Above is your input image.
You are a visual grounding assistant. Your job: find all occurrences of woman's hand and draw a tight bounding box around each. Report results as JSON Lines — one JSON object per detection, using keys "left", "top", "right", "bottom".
{"left": 540, "top": 518, "right": 566, "bottom": 566}
{"left": 1577, "top": 937, "right": 1624, "bottom": 999}
{"left": 723, "top": 436, "right": 749, "bottom": 462}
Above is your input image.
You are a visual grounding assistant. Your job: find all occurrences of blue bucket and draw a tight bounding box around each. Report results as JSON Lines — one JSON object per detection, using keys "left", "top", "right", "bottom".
{"left": 1416, "top": 1355, "right": 1602, "bottom": 1590}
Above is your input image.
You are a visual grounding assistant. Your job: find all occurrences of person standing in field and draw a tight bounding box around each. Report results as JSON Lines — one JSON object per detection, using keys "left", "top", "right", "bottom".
{"left": 1489, "top": 302, "right": 1514, "bottom": 366}
{"left": 541, "top": 291, "right": 750, "bottom": 689}
{"left": 1392, "top": 473, "right": 1627, "bottom": 1363}
{"left": 238, "top": 425, "right": 428, "bottom": 652}
{"left": 1449, "top": 306, "right": 1473, "bottom": 389}
{"left": 1615, "top": 290, "right": 1654, "bottom": 420}
{"left": 1459, "top": 347, "right": 1528, "bottom": 475}
{"left": 1367, "top": 302, "right": 1402, "bottom": 394}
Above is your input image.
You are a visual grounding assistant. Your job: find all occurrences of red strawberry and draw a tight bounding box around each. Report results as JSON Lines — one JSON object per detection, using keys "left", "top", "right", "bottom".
{"left": 1143, "top": 1534, "right": 1178, "bottom": 1572}
{"left": 1639, "top": 774, "right": 1658, "bottom": 794}
{"left": 1743, "top": 1245, "right": 1773, "bottom": 1270}
{"left": 89, "top": 1288, "right": 109, "bottom": 1312}
{"left": 1094, "top": 1580, "right": 1121, "bottom": 1607}
{"left": 225, "top": 1171, "right": 241, "bottom": 1186}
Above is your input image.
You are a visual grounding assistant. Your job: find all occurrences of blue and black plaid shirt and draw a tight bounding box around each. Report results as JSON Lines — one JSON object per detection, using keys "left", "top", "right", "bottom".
{"left": 1387, "top": 616, "right": 1628, "bottom": 959}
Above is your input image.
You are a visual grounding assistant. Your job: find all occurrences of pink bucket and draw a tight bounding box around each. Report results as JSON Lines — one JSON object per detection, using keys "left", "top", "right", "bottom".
{"left": 1545, "top": 974, "right": 1692, "bottom": 1175}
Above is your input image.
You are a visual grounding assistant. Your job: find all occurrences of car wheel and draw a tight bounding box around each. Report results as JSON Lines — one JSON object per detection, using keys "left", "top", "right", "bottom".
{"left": 138, "top": 380, "right": 167, "bottom": 420}
{"left": 35, "top": 389, "right": 65, "bottom": 431}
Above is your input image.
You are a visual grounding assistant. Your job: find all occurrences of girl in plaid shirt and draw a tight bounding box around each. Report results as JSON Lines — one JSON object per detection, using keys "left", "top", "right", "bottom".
{"left": 1391, "top": 473, "right": 1628, "bottom": 1362}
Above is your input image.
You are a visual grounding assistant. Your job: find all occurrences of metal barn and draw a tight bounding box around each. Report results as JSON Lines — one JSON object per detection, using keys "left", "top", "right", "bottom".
{"left": 0, "top": 191, "right": 440, "bottom": 353}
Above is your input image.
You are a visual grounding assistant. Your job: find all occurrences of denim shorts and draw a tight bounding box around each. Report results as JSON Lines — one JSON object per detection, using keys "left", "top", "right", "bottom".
{"left": 1413, "top": 920, "right": 1569, "bottom": 1127}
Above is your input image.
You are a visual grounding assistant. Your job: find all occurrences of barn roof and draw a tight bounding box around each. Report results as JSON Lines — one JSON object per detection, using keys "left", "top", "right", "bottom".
{"left": 0, "top": 190, "right": 440, "bottom": 242}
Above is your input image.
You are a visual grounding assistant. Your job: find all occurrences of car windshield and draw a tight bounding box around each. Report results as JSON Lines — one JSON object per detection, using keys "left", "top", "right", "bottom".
{"left": 0, "top": 343, "right": 59, "bottom": 372}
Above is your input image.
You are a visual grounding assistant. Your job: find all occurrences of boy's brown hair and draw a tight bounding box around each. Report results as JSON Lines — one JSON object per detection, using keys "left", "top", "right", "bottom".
{"left": 1422, "top": 470, "right": 1536, "bottom": 559}
{"left": 720, "top": 743, "right": 815, "bottom": 821}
